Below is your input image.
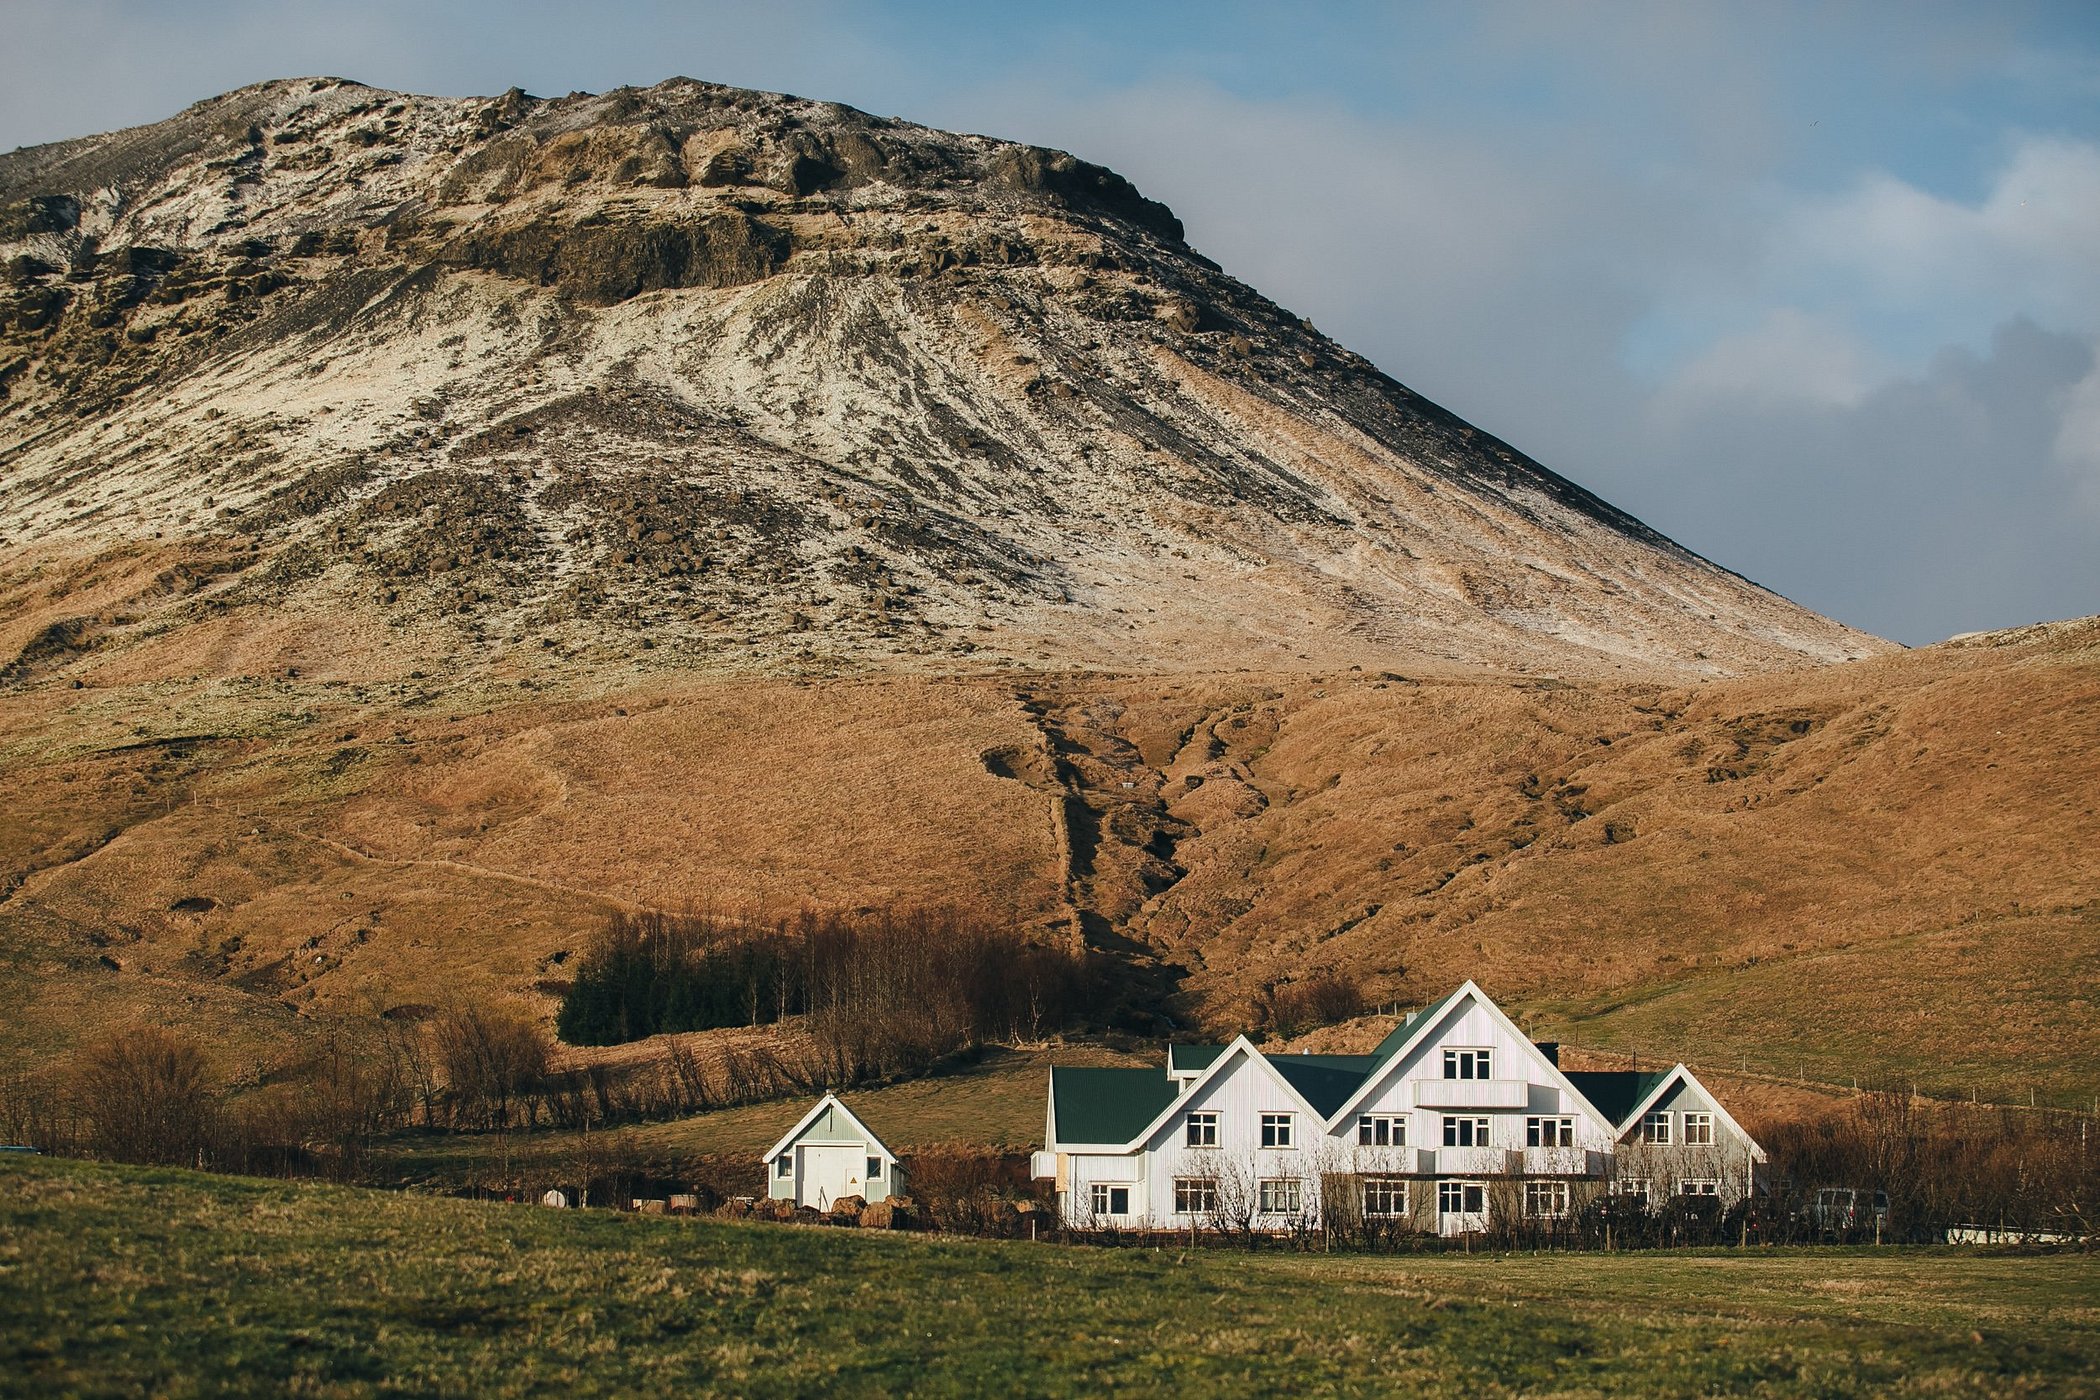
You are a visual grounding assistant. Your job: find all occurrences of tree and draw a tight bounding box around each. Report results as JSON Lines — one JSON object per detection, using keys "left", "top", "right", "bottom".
{"left": 433, "top": 1003, "right": 551, "bottom": 1129}
{"left": 73, "top": 1026, "right": 220, "bottom": 1166}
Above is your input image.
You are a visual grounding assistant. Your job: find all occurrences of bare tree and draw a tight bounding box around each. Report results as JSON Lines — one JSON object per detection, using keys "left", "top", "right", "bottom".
{"left": 72, "top": 1026, "right": 220, "bottom": 1166}
{"left": 432, "top": 1003, "right": 551, "bottom": 1130}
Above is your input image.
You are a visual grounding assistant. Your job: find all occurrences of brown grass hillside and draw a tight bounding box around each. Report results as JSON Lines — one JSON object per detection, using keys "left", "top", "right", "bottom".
{"left": 4, "top": 616, "right": 2092, "bottom": 1104}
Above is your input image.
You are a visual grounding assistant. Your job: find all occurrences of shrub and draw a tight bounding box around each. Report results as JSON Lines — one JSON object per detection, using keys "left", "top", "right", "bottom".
{"left": 73, "top": 1026, "right": 221, "bottom": 1167}
{"left": 432, "top": 1003, "right": 551, "bottom": 1129}
{"left": 1257, "top": 972, "right": 1367, "bottom": 1037}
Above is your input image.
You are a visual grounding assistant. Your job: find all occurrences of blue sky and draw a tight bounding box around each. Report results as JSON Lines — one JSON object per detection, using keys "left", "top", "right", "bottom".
{"left": 5, "top": 1, "right": 2097, "bottom": 642}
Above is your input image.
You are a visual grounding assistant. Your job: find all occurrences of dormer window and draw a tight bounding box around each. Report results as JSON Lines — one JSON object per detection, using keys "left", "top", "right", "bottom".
{"left": 1443, "top": 1048, "right": 1492, "bottom": 1080}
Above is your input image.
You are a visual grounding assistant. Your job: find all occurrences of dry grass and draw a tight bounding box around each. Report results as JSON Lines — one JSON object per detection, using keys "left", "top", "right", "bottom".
{"left": 1, "top": 620, "right": 2093, "bottom": 1105}
{"left": 370, "top": 1041, "right": 1146, "bottom": 1182}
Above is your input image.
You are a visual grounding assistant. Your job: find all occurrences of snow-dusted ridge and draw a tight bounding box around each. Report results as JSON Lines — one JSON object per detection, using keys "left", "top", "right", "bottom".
{"left": 0, "top": 77, "right": 1888, "bottom": 684}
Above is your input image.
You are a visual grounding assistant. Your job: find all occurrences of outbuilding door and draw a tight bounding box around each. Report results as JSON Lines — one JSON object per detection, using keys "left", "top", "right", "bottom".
{"left": 799, "top": 1144, "right": 866, "bottom": 1209}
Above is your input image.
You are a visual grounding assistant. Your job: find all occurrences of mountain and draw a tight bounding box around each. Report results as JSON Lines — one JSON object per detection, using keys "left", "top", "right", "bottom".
{"left": 4, "top": 80, "right": 2089, "bottom": 1110}
{"left": 1, "top": 76, "right": 1881, "bottom": 688}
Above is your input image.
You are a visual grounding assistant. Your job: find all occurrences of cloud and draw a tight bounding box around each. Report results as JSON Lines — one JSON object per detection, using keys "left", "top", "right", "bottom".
{"left": 1663, "top": 309, "right": 1890, "bottom": 409}
{"left": 1638, "top": 318, "right": 2099, "bottom": 640}
{"left": 1778, "top": 134, "right": 2100, "bottom": 354}
{"left": 955, "top": 78, "right": 2099, "bottom": 640}
{"left": 2055, "top": 360, "right": 2100, "bottom": 511}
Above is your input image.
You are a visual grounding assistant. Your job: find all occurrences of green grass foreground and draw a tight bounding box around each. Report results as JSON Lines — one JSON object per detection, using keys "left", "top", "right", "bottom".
{"left": 0, "top": 1158, "right": 2094, "bottom": 1398}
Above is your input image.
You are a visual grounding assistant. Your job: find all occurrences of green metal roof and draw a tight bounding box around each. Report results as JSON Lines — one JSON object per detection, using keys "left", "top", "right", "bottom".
{"left": 1267, "top": 1054, "right": 1377, "bottom": 1117}
{"left": 1050, "top": 1066, "right": 1179, "bottom": 1145}
{"left": 1166, "top": 1044, "right": 1227, "bottom": 1074}
{"left": 1564, "top": 1070, "right": 1672, "bottom": 1126}
{"left": 1369, "top": 986, "right": 1466, "bottom": 1066}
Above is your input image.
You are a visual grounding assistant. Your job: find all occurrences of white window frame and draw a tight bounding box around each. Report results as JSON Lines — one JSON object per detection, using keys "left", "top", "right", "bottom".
{"left": 1185, "top": 1111, "right": 1219, "bottom": 1148}
{"left": 1442, "top": 1114, "right": 1490, "bottom": 1147}
{"left": 1523, "top": 1180, "right": 1571, "bottom": 1218}
{"left": 1443, "top": 1047, "right": 1493, "bottom": 1080}
{"left": 1090, "top": 1183, "right": 1132, "bottom": 1217}
{"left": 867, "top": 1156, "right": 883, "bottom": 1181}
{"left": 1612, "top": 1176, "right": 1652, "bottom": 1207}
{"left": 1679, "top": 1177, "right": 1721, "bottom": 1197}
{"left": 1641, "top": 1110, "right": 1673, "bottom": 1145}
{"left": 1526, "top": 1116, "right": 1574, "bottom": 1148}
{"left": 1437, "top": 1180, "right": 1486, "bottom": 1215}
{"left": 1257, "top": 1178, "right": 1304, "bottom": 1215}
{"left": 1682, "top": 1111, "right": 1715, "bottom": 1146}
{"left": 1357, "top": 1114, "right": 1407, "bottom": 1147}
{"left": 1173, "top": 1178, "right": 1217, "bottom": 1215}
{"left": 1362, "top": 1177, "right": 1408, "bottom": 1218}
{"left": 775, "top": 1156, "right": 792, "bottom": 1178}
{"left": 1260, "top": 1112, "right": 1295, "bottom": 1149}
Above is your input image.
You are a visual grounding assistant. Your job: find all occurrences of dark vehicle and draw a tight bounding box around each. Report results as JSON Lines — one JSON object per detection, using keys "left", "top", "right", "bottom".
{"left": 1806, "top": 1187, "right": 1891, "bottom": 1237}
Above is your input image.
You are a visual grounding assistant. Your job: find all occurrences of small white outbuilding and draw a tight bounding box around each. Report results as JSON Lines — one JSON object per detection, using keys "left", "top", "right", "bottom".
{"left": 761, "top": 1093, "right": 905, "bottom": 1209}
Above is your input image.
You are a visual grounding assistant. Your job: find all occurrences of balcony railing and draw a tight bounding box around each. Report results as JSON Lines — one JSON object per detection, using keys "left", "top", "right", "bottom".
{"left": 1413, "top": 1078, "right": 1529, "bottom": 1109}
{"left": 1434, "top": 1146, "right": 1521, "bottom": 1176}
{"left": 1518, "top": 1147, "right": 1604, "bottom": 1177}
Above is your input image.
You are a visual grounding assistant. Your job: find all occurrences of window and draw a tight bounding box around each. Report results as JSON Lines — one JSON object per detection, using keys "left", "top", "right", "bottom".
{"left": 1260, "top": 1113, "right": 1295, "bottom": 1149}
{"left": 867, "top": 1157, "right": 883, "bottom": 1180}
{"left": 1173, "top": 1178, "right": 1217, "bottom": 1215}
{"left": 1640, "top": 1110, "right": 1673, "bottom": 1145}
{"left": 1362, "top": 1177, "right": 1408, "bottom": 1217}
{"left": 1443, "top": 1048, "right": 1493, "bottom": 1080}
{"left": 1357, "top": 1114, "right": 1407, "bottom": 1147}
{"left": 1683, "top": 1112, "right": 1715, "bottom": 1146}
{"left": 1437, "top": 1180, "right": 1486, "bottom": 1215}
{"left": 1526, "top": 1116, "right": 1575, "bottom": 1148}
{"left": 775, "top": 1156, "right": 792, "bottom": 1178}
{"left": 1612, "top": 1177, "right": 1651, "bottom": 1208}
{"left": 1090, "top": 1183, "right": 1131, "bottom": 1216}
{"left": 1524, "top": 1181, "right": 1571, "bottom": 1218}
{"left": 1679, "top": 1178, "right": 1720, "bottom": 1197}
{"left": 1185, "top": 1111, "right": 1219, "bottom": 1148}
{"left": 1258, "top": 1178, "right": 1303, "bottom": 1215}
{"left": 1442, "top": 1115, "right": 1490, "bottom": 1147}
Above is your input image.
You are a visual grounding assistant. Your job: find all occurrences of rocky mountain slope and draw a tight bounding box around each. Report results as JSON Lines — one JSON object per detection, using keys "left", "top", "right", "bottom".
{"left": 1, "top": 76, "right": 1881, "bottom": 687}
{"left": 10, "top": 80, "right": 2088, "bottom": 1111}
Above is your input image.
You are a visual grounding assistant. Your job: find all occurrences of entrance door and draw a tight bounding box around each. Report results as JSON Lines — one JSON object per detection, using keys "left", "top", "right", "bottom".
{"left": 1438, "top": 1180, "right": 1488, "bottom": 1236}
{"left": 799, "top": 1144, "right": 866, "bottom": 1208}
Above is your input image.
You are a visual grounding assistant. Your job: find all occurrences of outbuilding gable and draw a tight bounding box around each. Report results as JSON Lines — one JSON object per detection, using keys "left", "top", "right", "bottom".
{"left": 761, "top": 1093, "right": 900, "bottom": 1168}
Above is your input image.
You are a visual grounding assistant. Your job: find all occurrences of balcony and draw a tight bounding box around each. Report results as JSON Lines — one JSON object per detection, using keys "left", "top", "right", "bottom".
{"left": 1413, "top": 1078, "right": 1529, "bottom": 1109}
{"left": 1518, "top": 1147, "right": 1604, "bottom": 1177}
{"left": 1434, "top": 1147, "right": 1520, "bottom": 1176}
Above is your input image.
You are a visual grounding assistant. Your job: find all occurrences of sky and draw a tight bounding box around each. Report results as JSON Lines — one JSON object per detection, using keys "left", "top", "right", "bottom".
{"left": 4, "top": 2, "right": 2097, "bottom": 643}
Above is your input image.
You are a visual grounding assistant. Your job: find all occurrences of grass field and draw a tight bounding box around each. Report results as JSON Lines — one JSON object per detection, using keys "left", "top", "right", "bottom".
{"left": 368, "top": 1042, "right": 1144, "bottom": 1187}
{"left": 2, "top": 1157, "right": 2094, "bottom": 1398}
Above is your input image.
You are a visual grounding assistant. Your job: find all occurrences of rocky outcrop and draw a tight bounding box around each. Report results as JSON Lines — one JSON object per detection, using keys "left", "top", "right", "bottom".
{"left": 434, "top": 210, "right": 789, "bottom": 303}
